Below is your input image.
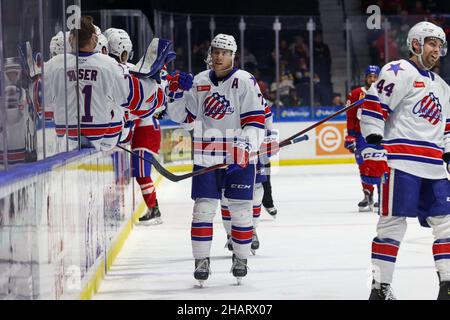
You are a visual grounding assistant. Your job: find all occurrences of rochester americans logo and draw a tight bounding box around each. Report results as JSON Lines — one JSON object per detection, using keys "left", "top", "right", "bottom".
{"left": 412, "top": 92, "right": 442, "bottom": 125}
{"left": 203, "top": 92, "right": 234, "bottom": 120}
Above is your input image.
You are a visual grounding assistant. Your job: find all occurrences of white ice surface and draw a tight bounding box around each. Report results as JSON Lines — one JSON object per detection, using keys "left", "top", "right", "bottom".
{"left": 94, "top": 164, "right": 438, "bottom": 300}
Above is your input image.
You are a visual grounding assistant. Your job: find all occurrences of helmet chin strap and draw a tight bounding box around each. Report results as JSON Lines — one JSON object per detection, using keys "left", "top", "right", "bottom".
{"left": 414, "top": 44, "right": 434, "bottom": 70}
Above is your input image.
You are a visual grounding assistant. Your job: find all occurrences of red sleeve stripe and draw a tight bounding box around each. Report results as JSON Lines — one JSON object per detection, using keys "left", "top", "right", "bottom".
{"left": 124, "top": 76, "right": 144, "bottom": 111}
{"left": 241, "top": 115, "right": 265, "bottom": 128}
{"left": 363, "top": 100, "right": 382, "bottom": 113}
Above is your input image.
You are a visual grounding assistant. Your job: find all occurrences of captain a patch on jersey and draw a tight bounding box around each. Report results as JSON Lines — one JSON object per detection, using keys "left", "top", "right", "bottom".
{"left": 203, "top": 92, "right": 234, "bottom": 120}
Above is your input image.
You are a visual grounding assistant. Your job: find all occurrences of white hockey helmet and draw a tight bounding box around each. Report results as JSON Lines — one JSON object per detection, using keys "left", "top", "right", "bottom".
{"left": 49, "top": 31, "right": 71, "bottom": 57}
{"left": 104, "top": 28, "right": 129, "bottom": 41}
{"left": 407, "top": 21, "right": 447, "bottom": 67}
{"left": 206, "top": 33, "right": 238, "bottom": 69}
{"left": 108, "top": 32, "right": 133, "bottom": 62}
{"left": 96, "top": 34, "right": 109, "bottom": 54}
{"left": 94, "top": 24, "right": 102, "bottom": 36}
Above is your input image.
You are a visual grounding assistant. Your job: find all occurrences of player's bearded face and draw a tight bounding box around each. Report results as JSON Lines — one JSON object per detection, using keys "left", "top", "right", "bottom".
{"left": 422, "top": 38, "right": 442, "bottom": 68}
{"left": 365, "top": 74, "right": 378, "bottom": 87}
{"left": 211, "top": 48, "right": 233, "bottom": 72}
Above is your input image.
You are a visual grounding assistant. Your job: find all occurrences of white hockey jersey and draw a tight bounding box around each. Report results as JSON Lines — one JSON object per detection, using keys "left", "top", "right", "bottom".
{"left": 168, "top": 68, "right": 265, "bottom": 166}
{"left": 44, "top": 52, "right": 163, "bottom": 151}
{"left": 361, "top": 59, "right": 450, "bottom": 179}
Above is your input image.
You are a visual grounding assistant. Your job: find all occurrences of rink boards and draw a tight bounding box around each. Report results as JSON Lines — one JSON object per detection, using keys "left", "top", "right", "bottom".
{"left": 0, "top": 120, "right": 353, "bottom": 300}
{"left": 0, "top": 148, "right": 144, "bottom": 299}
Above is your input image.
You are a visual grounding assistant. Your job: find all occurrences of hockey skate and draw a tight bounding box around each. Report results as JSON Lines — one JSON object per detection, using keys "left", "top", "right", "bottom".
{"left": 225, "top": 235, "right": 233, "bottom": 251}
{"left": 437, "top": 272, "right": 450, "bottom": 300}
{"left": 264, "top": 206, "right": 277, "bottom": 218}
{"left": 194, "top": 258, "right": 211, "bottom": 288}
{"left": 369, "top": 281, "right": 396, "bottom": 300}
{"left": 231, "top": 254, "right": 248, "bottom": 285}
{"left": 358, "top": 190, "right": 374, "bottom": 212}
{"left": 251, "top": 229, "right": 259, "bottom": 255}
{"left": 139, "top": 205, "right": 163, "bottom": 225}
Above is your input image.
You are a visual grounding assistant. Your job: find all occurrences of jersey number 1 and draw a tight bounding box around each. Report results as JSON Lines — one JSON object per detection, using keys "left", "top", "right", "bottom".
{"left": 81, "top": 85, "right": 93, "bottom": 122}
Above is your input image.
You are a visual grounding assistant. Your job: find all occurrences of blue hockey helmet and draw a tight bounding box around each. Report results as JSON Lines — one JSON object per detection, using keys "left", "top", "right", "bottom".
{"left": 365, "top": 65, "right": 380, "bottom": 77}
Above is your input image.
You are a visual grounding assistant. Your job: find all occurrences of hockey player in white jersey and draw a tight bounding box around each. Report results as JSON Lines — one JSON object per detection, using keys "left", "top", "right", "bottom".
{"left": 360, "top": 21, "right": 450, "bottom": 300}
{"left": 166, "top": 34, "right": 265, "bottom": 285}
{"left": 107, "top": 28, "right": 174, "bottom": 225}
{"left": 222, "top": 98, "right": 279, "bottom": 255}
{"left": 44, "top": 16, "right": 165, "bottom": 152}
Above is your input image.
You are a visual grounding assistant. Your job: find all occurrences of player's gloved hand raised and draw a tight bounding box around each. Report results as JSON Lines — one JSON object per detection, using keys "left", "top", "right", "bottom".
{"left": 443, "top": 152, "right": 450, "bottom": 174}
{"left": 226, "top": 141, "right": 251, "bottom": 174}
{"left": 360, "top": 141, "right": 389, "bottom": 185}
{"left": 260, "top": 129, "right": 280, "bottom": 158}
{"left": 167, "top": 72, "right": 193, "bottom": 91}
{"left": 344, "top": 135, "right": 356, "bottom": 153}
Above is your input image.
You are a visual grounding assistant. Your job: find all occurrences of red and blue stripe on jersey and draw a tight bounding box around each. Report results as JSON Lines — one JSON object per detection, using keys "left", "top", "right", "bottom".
{"left": 240, "top": 110, "right": 265, "bottom": 129}
{"left": 0, "top": 148, "right": 26, "bottom": 164}
{"left": 445, "top": 118, "right": 450, "bottom": 136}
{"left": 55, "top": 121, "right": 122, "bottom": 141}
{"left": 383, "top": 138, "right": 444, "bottom": 165}
{"left": 362, "top": 94, "right": 386, "bottom": 121}
{"left": 122, "top": 75, "right": 144, "bottom": 112}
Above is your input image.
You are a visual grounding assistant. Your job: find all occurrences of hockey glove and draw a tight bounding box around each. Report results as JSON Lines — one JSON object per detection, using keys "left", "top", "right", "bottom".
{"left": 360, "top": 144, "right": 389, "bottom": 185}
{"left": 226, "top": 141, "right": 251, "bottom": 174}
{"left": 443, "top": 152, "right": 450, "bottom": 174}
{"left": 260, "top": 129, "right": 280, "bottom": 158}
{"left": 119, "top": 118, "right": 135, "bottom": 144}
{"left": 167, "top": 72, "right": 193, "bottom": 100}
{"left": 344, "top": 135, "right": 356, "bottom": 153}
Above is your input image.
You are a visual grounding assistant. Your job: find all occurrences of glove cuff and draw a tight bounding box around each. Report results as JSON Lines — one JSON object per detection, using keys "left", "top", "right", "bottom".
{"left": 443, "top": 152, "right": 450, "bottom": 163}
{"left": 365, "top": 134, "right": 383, "bottom": 144}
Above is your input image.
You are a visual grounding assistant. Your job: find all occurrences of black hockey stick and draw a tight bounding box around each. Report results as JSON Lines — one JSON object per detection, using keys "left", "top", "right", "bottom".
{"left": 116, "top": 145, "right": 201, "bottom": 182}
{"left": 117, "top": 98, "right": 364, "bottom": 182}
{"left": 117, "top": 134, "right": 309, "bottom": 182}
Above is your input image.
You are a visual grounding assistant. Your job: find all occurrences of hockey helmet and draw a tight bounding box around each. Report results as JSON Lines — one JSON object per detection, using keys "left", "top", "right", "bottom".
{"left": 108, "top": 32, "right": 133, "bottom": 62}
{"left": 96, "top": 34, "right": 109, "bottom": 54}
{"left": 206, "top": 33, "right": 237, "bottom": 69}
{"left": 50, "top": 31, "right": 71, "bottom": 57}
{"left": 365, "top": 65, "right": 380, "bottom": 77}
{"left": 407, "top": 21, "right": 447, "bottom": 57}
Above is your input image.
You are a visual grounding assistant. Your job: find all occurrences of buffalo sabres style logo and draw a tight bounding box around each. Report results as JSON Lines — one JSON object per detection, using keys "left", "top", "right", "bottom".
{"left": 412, "top": 92, "right": 442, "bottom": 125}
{"left": 203, "top": 92, "right": 234, "bottom": 120}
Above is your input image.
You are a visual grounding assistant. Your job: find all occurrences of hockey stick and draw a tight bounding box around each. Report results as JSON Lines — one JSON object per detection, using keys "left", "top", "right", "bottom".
{"left": 116, "top": 134, "right": 310, "bottom": 183}
{"left": 278, "top": 98, "right": 365, "bottom": 149}
{"left": 116, "top": 145, "right": 204, "bottom": 182}
{"left": 117, "top": 98, "right": 364, "bottom": 182}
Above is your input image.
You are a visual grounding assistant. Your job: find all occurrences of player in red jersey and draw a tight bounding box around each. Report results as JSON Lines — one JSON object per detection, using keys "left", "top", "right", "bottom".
{"left": 345, "top": 65, "right": 380, "bottom": 212}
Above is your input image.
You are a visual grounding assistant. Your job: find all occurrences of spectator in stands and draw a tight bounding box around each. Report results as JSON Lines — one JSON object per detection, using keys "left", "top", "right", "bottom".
{"left": 313, "top": 32, "right": 333, "bottom": 106}
{"left": 293, "top": 57, "right": 319, "bottom": 106}
{"left": 280, "top": 39, "right": 293, "bottom": 65}
{"left": 331, "top": 93, "right": 344, "bottom": 108}
{"left": 290, "top": 35, "right": 309, "bottom": 62}
{"left": 243, "top": 48, "right": 258, "bottom": 71}
{"left": 375, "top": 29, "right": 399, "bottom": 63}
{"left": 288, "top": 88, "right": 301, "bottom": 106}
{"left": 270, "top": 69, "right": 295, "bottom": 106}
{"left": 254, "top": 69, "right": 270, "bottom": 101}
{"left": 411, "top": 0, "right": 426, "bottom": 15}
